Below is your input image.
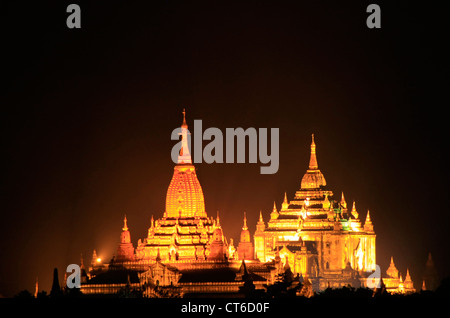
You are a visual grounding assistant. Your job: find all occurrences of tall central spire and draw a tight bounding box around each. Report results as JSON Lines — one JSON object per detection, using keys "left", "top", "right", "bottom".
{"left": 165, "top": 108, "right": 206, "bottom": 218}
{"left": 300, "top": 134, "right": 327, "bottom": 189}
{"left": 178, "top": 108, "right": 192, "bottom": 164}
{"left": 309, "top": 134, "right": 318, "bottom": 170}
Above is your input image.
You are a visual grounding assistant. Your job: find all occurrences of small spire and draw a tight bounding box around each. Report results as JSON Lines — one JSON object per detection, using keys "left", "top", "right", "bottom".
{"left": 256, "top": 210, "right": 266, "bottom": 232}
{"left": 364, "top": 210, "right": 374, "bottom": 232}
{"left": 91, "top": 249, "right": 99, "bottom": 265}
{"left": 405, "top": 269, "right": 412, "bottom": 282}
{"left": 271, "top": 201, "right": 279, "bottom": 219}
{"left": 151, "top": 215, "right": 154, "bottom": 228}
{"left": 282, "top": 192, "right": 289, "bottom": 210}
{"left": 351, "top": 201, "right": 359, "bottom": 219}
{"left": 309, "top": 134, "right": 318, "bottom": 170}
{"left": 177, "top": 108, "right": 192, "bottom": 164}
{"left": 242, "top": 212, "right": 248, "bottom": 230}
{"left": 181, "top": 108, "right": 187, "bottom": 128}
{"left": 340, "top": 192, "right": 347, "bottom": 210}
{"left": 386, "top": 256, "right": 399, "bottom": 278}
{"left": 122, "top": 214, "right": 128, "bottom": 231}
{"left": 216, "top": 210, "right": 221, "bottom": 227}
{"left": 366, "top": 210, "right": 372, "bottom": 222}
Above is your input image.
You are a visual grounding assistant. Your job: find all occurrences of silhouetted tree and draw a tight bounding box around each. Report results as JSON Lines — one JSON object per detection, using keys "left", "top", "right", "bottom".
{"left": 265, "top": 271, "right": 302, "bottom": 298}
{"left": 36, "top": 290, "right": 49, "bottom": 299}
{"left": 436, "top": 276, "right": 450, "bottom": 297}
{"left": 14, "top": 289, "right": 33, "bottom": 299}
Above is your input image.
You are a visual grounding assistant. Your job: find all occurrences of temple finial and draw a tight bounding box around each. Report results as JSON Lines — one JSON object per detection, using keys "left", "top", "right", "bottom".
{"left": 282, "top": 192, "right": 289, "bottom": 210}
{"left": 217, "top": 210, "right": 221, "bottom": 227}
{"left": 309, "top": 134, "right": 318, "bottom": 170}
{"left": 340, "top": 192, "right": 347, "bottom": 209}
{"left": 123, "top": 214, "right": 128, "bottom": 231}
{"left": 177, "top": 108, "right": 192, "bottom": 164}
{"left": 351, "top": 201, "right": 359, "bottom": 219}
{"left": 242, "top": 212, "right": 248, "bottom": 230}
{"left": 181, "top": 108, "right": 187, "bottom": 128}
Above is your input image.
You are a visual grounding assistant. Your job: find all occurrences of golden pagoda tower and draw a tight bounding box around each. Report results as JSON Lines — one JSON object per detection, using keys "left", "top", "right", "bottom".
{"left": 386, "top": 256, "right": 399, "bottom": 278}
{"left": 300, "top": 134, "right": 326, "bottom": 189}
{"left": 403, "top": 268, "right": 415, "bottom": 293}
{"left": 254, "top": 134, "right": 377, "bottom": 289}
{"left": 237, "top": 212, "right": 254, "bottom": 260}
{"left": 115, "top": 215, "right": 135, "bottom": 262}
{"left": 165, "top": 109, "right": 206, "bottom": 218}
{"left": 135, "top": 110, "right": 217, "bottom": 262}
{"left": 207, "top": 212, "right": 227, "bottom": 260}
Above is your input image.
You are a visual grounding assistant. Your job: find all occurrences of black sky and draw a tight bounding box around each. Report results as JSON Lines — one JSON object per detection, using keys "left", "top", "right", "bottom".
{"left": 1, "top": 0, "right": 448, "bottom": 297}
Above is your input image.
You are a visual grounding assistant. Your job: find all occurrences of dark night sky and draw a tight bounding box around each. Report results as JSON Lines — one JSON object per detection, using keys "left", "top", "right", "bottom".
{"left": 2, "top": 1, "right": 448, "bottom": 297}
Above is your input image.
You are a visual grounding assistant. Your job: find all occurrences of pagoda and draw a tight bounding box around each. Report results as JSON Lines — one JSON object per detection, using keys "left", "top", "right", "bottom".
{"left": 254, "top": 134, "right": 377, "bottom": 289}
{"left": 78, "top": 116, "right": 417, "bottom": 296}
{"left": 135, "top": 109, "right": 222, "bottom": 262}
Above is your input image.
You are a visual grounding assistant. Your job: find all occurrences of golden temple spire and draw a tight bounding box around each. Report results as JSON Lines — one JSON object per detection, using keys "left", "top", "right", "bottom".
{"left": 177, "top": 108, "right": 192, "bottom": 164}
{"left": 166, "top": 109, "right": 206, "bottom": 218}
{"left": 181, "top": 108, "right": 187, "bottom": 128}
{"left": 340, "top": 192, "right": 347, "bottom": 210}
{"left": 256, "top": 210, "right": 266, "bottom": 233}
{"left": 405, "top": 269, "right": 413, "bottom": 282}
{"left": 364, "top": 210, "right": 374, "bottom": 232}
{"left": 309, "top": 134, "right": 318, "bottom": 170}
{"left": 271, "top": 201, "right": 279, "bottom": 219}
{"left": 122, "top": 214, "right": 128, "bottom": 231}
{"left": 301, "top": 134, "right": 327, "bottom": 189}
{"left": 242, "top": 212, "right": 248, "bottom": 230}
{"left": 351, "top": 201, "right": 359, "bottom": 219}
{"left": 282, "top": 192, "right": 289, "bottom": 210}
{"left": 386, "top": 256, "right": 399, "bottom": 278}
{"left": 216, "top": 210, "right": 221, "bottom": 227}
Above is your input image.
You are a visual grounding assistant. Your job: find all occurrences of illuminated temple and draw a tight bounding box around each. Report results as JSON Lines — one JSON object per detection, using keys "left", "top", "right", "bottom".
{"left": 78, "top": 111, "right": 415, "bottom": 297}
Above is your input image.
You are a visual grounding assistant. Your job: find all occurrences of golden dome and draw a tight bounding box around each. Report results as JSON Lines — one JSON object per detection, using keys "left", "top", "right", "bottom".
{"left": 301, "top": 170, "right": 326, "bottom": 189}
